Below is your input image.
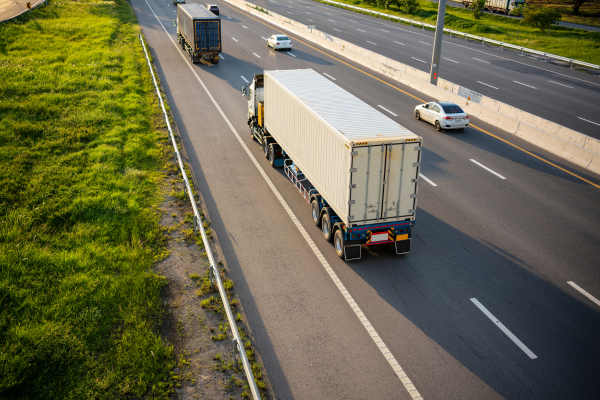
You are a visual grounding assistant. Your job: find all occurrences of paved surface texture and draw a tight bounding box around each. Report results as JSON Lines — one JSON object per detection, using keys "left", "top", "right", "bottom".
{"left": 131, "top": 0, "right": 600, "bottom": 398}
{"left": 0, "top": 0, "right": 44, "bottom": 22}
{"left": 249, "top": 0, "right": 600, "bottom": 139}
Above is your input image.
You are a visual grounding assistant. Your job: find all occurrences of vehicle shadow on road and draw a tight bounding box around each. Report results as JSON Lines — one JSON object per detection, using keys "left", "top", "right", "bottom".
{"left": 342, "top": 208, "right": 600, "bottom": 399}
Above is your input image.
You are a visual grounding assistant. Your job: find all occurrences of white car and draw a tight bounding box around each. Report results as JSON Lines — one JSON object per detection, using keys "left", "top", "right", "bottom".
{"left": 267, "top": 34, "right": 292, "bottom": 51}
{"left": 414, "top": 101, "right": 469, "bottom": 131}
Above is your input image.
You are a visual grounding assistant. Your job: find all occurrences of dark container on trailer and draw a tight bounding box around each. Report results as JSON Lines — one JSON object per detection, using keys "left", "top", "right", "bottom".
{"left": 177, "top": 4, "right": 221, "bottom": 64}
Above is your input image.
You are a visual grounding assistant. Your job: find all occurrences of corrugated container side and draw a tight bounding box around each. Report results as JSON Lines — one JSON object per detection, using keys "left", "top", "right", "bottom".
{"left": 178, "top": 7, "right": 195, "bottom": 45}
{"left": 265, "top": 74, "right": 351, "bottom": 221}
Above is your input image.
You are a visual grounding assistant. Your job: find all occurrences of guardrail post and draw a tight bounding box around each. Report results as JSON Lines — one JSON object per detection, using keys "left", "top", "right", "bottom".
{"left": 233, "top": 339, "right": 239, "bottom": 369}
{"left": 210, "top": 265, "right": 215, "bottom": 290}
{"left": 193, "top": 215, "right": 198, "bottom": 234}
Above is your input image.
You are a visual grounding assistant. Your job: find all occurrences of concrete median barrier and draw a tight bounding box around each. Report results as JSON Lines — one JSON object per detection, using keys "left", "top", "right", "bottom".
{"left": 228, "top": 0, "right": 600, "bottom": 177}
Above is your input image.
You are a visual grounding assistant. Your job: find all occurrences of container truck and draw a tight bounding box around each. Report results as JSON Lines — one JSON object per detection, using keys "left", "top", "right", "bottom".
{"left": 242, "top": 69, "right": 423, "bottom": 261}
{"left": 176, "top": 4, "right": 221, "bottom": 64}
{"left": 462, "top": 0, "right": 524, "bottom": 14}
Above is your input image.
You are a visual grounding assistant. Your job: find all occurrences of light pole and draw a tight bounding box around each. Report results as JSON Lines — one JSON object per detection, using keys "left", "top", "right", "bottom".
{"left": 429, "top": 0, "right": 447, "bottom": 85}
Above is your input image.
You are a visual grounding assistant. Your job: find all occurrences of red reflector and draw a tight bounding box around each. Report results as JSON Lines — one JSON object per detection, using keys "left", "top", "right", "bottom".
{"left": 276, "top": 43, "right": 280, "bottom": 45}
{"left": 443, "top": 117, "right": 453, "bottom": 120}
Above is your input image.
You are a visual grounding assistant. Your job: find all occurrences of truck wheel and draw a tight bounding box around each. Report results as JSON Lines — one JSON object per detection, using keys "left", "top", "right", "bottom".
{"left": 415, "top": 110, "right": 421, "bottom": 120}
{"left": 311, "top": 200, "right": 321, "bottom": 227}
{"left": 263, "top": 140, "right": 269, "bottom": 159}
{"left": 321, "top": 213, "right": 333, "bottom": 242}
{"left": 334, "top": 230, "right": 344, "bottom": 258}
{"left": 435, "top": 120, "right": 441, "bottom": 131}
{"left": 269, "top": 145, "right": 275, "bottom": 167}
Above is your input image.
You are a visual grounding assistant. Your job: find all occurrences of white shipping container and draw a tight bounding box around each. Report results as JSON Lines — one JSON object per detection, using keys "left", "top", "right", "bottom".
{"left": 264, "top": 69, "right": 422, "bottom": 227}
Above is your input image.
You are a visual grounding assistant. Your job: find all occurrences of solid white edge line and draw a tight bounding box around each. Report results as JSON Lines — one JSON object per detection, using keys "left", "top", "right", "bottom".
{"left": 548, "top": 80, "right": 573, "bottom": 88}
{"left": 568, "top": 281, "right": 600, "bottom": 307}
{"left": 143, "top": 1, "right": 423, "bottom": 399}
{"left": 469, "top": 159, "right": 506, "bottom": 179}
{"left": 578, "top": 117, "right": 600, "bottom": 127}
{"left": 322, "top": 73, "right": 336, "bottom": 80}
{"left": 241, "top": 76, "right": 249, "bottom": 83}
{"left": 377, "top": 105, "right": 398, "bottom": 117}
{"left": 418, "top": 173, "right": 437, "bottom": 187}
{"left": 477, "top": 81, "right": 499, "bottom": 89}
{"left": 470, "top": 298, "right": 538, "bottom": 360}
{"left": 513, "top": 81, "right": 537, "bottom": 89}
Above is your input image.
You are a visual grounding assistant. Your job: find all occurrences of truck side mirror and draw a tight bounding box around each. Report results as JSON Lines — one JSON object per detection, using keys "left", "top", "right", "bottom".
{"left": 173, "top": 20, "right": 176, "bottom": 27}
{"left": 241, "top": 86, "right": 246, "bottom": 97}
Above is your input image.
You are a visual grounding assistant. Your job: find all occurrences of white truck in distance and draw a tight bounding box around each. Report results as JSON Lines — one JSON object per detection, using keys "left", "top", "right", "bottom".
{"left": 462, "top": 0, "right": 524, "bottom": 14}
{"left": 242, "top": 69, "right": 423, "bottom": 260}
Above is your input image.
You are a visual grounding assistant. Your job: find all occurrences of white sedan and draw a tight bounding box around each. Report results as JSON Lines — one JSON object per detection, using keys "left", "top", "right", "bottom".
{"left": 267, "top": 34, "right": 292, "bottom": 51}
{"left": 414, "top": 101, "right": 469, "bottom": 131}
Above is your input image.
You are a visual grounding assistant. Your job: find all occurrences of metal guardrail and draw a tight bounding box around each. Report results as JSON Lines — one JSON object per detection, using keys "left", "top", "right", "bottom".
{"left": 317, "top": 0, "right": 600, "bottom": 70}
{"left": 139, "top": 34, "right": 261, "bottom": 400}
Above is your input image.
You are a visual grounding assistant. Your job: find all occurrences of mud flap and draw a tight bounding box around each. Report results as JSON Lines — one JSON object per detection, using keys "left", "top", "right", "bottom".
{"left": 344, "top": 244, "right": 361, "bottom": 261}
{"left": 395, "top": 239, "right": 411, "bottom": 255}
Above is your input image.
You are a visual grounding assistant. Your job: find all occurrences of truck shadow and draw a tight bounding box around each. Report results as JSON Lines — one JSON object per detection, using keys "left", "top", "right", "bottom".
{"left": 340, "top": 208, "right": 600, "bottom": 399}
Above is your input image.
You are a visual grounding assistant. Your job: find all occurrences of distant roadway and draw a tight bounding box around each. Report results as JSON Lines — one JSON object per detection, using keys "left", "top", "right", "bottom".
{"left": 250, "top": 0, "right": 600, "bottom": 139}
{"left": 0, "top": 0, "right": 44, "bottom": 22}
{"left": 131, "top": 0, "right": 600, "bottom": 398}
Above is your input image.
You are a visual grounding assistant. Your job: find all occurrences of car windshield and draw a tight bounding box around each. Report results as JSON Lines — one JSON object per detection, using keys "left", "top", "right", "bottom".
{"left": 441, "top": 104, "right": 463, "bottom": 114}
{"left": 277, "top": 36, "right": 290, "bottom": 40}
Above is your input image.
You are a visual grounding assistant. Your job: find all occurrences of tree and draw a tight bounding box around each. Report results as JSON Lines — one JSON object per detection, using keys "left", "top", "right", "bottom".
{"left": 471, "top": 0, "right": 487, "bottom": 20}
{"left": 571, "top": 0, "right": 587, "bottom": 15}
{"left": 400, "top": 0, "right": 421, "bottom": 14}
{"left": 523, "top": 7, "right": 562, "bottom": 31}
{"left": 509, "top": 3, "right": 527, "bottom": 16}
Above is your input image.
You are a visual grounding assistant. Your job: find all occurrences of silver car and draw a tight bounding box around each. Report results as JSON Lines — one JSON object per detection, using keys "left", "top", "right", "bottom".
{"left": 414, "top": 101, "right": 469, "bottom": 131}
{"left": 267, "top": 34, "right": 292, "bottom": 51}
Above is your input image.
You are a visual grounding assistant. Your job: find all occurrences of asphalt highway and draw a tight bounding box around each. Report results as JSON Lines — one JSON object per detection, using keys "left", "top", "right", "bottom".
{"left": 248, "top": 0, "right": 600, "bottom": 140}
{"left": 131, "top": 0, "right": 600, "bottom": 398}
{"left": 0, "top": 0, "right": 44, "bottom": 22}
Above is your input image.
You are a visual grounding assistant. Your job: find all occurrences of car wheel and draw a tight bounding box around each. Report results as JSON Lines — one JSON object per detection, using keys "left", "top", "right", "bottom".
{"left": 415, "top": 110, "right": 421, "bottom": 120}
{"left": 334, "top": 230, "right": 344, "bottom": 259}
{"left": 311, "top": 200, "right": 321, "bottom": 227}
{"left": 435, "top": 120, "right": 441, "bottom": 131}
{"left": 263, "top": 139, "right": 269, "bottom": 159}
{"left": 322, "top": 213, "right": 333, "bottom": 242}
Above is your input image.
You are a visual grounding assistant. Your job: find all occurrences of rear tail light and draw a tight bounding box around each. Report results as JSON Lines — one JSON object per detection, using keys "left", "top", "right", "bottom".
{"left": 276, "top": 42, "right": 280, "bottom": 45}
{"left": 443, "top": 117, "right": 453, "bottom": 120}
{"left": 465, "top": 115, "right": 469, "bottom": 119}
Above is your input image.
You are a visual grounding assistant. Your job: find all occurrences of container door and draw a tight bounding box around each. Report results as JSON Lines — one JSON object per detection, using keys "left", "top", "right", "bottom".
{"left": 348, "top": 144, "right": 387, "bottom": 223}
{"left": 207, "top": 21, "right": 220, "bottom": 51}
{"left": 380, "top": 142, "right": 421, "bottom": 220}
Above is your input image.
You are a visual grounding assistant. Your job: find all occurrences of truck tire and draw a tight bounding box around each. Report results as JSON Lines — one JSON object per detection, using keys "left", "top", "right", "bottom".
{"left": 311, "top": 200, "right": 321, "bottom": 227}
{"left": 269, "top": 144, "right": 277, "bottom": 167}
{"left": 334, "top": 229, "right": 344, "bottom": 258}
{"left": 263, "top": 139, "right": 269, "bottom": 159}
{"left": 321, "top": 213, "right": 333, "bottom": 242}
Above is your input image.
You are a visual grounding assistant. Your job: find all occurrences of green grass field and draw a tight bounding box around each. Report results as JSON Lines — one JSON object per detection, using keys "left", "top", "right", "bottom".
{"left": 0, "top": 0, "right": 175, "bottom": 398}
{"left": 316, "top": 0, "right": 600, "bottom": 65}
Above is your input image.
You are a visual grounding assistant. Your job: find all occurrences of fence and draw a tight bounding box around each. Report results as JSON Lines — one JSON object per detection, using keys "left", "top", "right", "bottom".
{"left": 139, "top": 34, "right": 261, "bottom": 400}
{"left": 318, "top": 0, "right": 600, "bottom": 70}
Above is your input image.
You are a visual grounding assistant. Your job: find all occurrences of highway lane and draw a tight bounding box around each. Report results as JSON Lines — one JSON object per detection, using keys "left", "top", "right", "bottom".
{"left": 132, "top": 0, "right": 600, "bottom": 398}
{"left": 247, "top": 0, "right": 600, "bottom": 139}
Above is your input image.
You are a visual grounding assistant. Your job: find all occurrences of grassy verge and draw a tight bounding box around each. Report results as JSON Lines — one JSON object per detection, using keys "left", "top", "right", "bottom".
{"left": 313, "top": 0, "right": 600, "bottom": 64}
{"left": 0, "top": 0, "right": 175, "bottom": 398}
